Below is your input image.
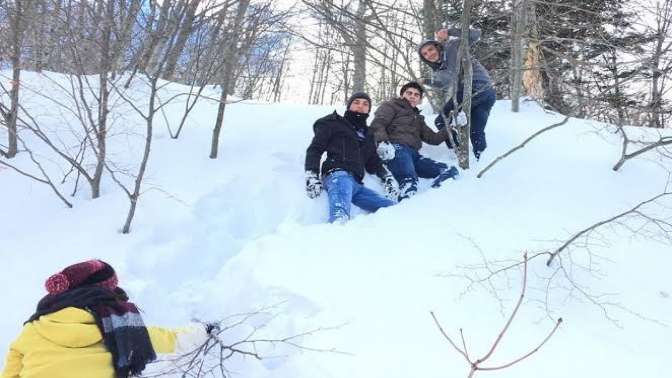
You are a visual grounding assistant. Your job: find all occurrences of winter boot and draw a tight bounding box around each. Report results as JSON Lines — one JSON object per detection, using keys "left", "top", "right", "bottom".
{"left": 431, "top": 166, "right": 459, "bottom": 188}
{"left": 398, "top": 180, "right": 417, "bottom": 201}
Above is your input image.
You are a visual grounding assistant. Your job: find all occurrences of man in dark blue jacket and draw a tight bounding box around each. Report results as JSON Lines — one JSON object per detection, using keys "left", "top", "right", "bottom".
{"left": 305, "top": 93, "right": 397, "bottom": 223}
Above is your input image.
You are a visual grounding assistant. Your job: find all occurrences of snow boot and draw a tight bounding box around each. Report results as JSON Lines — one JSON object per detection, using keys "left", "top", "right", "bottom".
{"left": 431, "top": 166, "right": 459, "bottom": 188}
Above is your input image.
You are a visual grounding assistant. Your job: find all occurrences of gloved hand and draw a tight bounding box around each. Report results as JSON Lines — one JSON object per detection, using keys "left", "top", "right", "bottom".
{"left": 204, "top": 322, "right": 220, "bottom": 336}
{"left": 305, "top": 171, "right": 322, "bottom": 199}
{"left": 377, "top": 142, "right": 396, "bottom": 161}
{"left": 455, "top": 111, "right": 468, "bottom": 127}
{"left": 382, "top": 174, "right": 400, "bottom": 201}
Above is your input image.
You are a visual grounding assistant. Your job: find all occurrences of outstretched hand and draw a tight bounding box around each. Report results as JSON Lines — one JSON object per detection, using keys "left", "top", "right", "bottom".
{"left": 435, "top": 28, "right": 449, "bottom": 42}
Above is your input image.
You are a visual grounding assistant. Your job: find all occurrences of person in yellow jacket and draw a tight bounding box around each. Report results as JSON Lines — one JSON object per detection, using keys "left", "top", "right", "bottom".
{"left": 1, "top": 259, "right": 204, "bottom": 378}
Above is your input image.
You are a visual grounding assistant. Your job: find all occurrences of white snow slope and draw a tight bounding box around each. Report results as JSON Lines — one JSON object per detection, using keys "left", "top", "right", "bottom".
{"left": 1, "top": 71, "right": 671, "bottom": 378}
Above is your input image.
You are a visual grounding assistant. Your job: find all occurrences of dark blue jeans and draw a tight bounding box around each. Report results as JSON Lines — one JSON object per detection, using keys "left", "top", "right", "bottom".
{"left": 385, "top": 144, "right": 448, "bottom": 199}
{"left": 323, "top": 170, "right": 395, "bottom": 223}
{"left": 435, "top": 87, "right": 496, "bottom": 156}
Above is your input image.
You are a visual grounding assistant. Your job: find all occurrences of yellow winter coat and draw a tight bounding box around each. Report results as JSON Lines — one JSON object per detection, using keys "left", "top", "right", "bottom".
{"left": 0, "top": 307, "right": 178, "bottom": 378}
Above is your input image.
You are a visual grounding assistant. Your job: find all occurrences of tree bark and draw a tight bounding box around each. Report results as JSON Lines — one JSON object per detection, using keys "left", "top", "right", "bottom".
{"left": 210, "top": 0, "right": 250, "bottom": 159}
{"left": 5, "top": 0, "right": 25, "bottom": 158}
{"left": 163, "top": 0, "right": 200, "bottom": 80}
{"left": 456, "top": 0, "right": 473, "bottom": 170}
{"left": 511, "top": 0, "right": 527, "bottom": 112}
{"left": 351, "top": 0, "right": 367, "bottom": 94}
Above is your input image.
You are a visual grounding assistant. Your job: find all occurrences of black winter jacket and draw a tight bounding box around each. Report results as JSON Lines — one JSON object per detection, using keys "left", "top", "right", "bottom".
{"left": 305, "top": 111, "right": 386, "bottom": 183}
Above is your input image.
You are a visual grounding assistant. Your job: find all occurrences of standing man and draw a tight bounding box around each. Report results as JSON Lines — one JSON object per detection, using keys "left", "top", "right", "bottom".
{"left": 418, "top": 27, "right": 496, "bottom": 160}
{"left": 305, "top": 92, "right": 398, "bottom": 223}
{"left": 371, "top": 82, "right": 459, "bottom": 201}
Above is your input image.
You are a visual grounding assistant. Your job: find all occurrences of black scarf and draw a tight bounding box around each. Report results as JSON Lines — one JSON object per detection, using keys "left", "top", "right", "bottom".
{"left": 28, "top": 286, "right": 157, "bottom": 378}
{"left": 344, "top": 110, "right": 369, "bottom": 141}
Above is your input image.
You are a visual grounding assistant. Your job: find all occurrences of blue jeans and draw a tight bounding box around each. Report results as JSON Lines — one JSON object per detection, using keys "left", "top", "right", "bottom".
{"left": 323, "top": 170, "right": 395, "bottom": 223}
{"left": 385, "top": 144, "right": 448, "bottom": 199}
{"left": 435, "top": 87, "right": 496, "bottom": 155}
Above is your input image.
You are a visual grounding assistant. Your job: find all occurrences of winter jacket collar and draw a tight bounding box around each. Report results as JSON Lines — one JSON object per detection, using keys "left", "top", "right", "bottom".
{"left": 393, "top": 97, "right": 421, "bottom": 113}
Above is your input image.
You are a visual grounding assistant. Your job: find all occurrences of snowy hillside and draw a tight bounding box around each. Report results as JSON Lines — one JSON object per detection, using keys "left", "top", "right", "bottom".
{"left": 1, "top": 71, "right": 671, "bottom": 378}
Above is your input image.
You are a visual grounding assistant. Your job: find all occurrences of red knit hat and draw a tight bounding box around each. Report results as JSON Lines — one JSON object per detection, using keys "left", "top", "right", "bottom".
{"left": 45, "top": 259, "right": 118, "bottom": 295}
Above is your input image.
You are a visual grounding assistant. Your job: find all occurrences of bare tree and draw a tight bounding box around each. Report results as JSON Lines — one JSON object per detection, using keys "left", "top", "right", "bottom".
{"left": 642, "top": 0, "right": 672, "bottom": 128}
{"left": 449, "top": 184, "right": 672, "bottom": 327}
{"left": 477, "top": 115, "right": 569, "bottom": 178}
{"left": 1, "top": 0, "right": 28, "bottom": 158}
{"left": 0, "top": 133, "right": 73, "bottom": 208}
{"left": 432, "top": 253, "right": 562, "bottom": 378}
{"left": 210, "top": 0, "right": 251, "bottom": 159}
{"left": 454, "top": 0, "right": 474, "bottom": 169}
{"left": 141, "top": 304, "right": 345, "bottom": 378}
{"left": 162, "top": 0, "right": 201, "bottom": 80}
{"left": 303, "top": 0, "right": 371, "bottom": 97}
{"left": 510, "top": 0, "right": 528, "bottom": 112}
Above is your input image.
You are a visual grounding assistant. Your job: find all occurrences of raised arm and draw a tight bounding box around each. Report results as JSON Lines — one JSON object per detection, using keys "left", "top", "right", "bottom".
{"left": 437, "top": 27, "right": 481, "bottom": 44}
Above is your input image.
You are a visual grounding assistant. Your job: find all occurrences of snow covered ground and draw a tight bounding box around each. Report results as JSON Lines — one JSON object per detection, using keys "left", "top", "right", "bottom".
{"left": 1, "top": 71, "right": 671, "bottom": 377}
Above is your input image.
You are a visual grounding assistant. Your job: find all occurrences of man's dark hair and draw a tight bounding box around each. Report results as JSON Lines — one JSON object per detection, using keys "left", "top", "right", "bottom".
{"left": 399, "top": 82, "right": 424, "bottom": 97}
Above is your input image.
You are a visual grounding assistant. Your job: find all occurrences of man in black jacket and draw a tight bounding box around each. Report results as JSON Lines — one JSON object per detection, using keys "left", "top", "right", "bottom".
{"left": 305, "top": 92, "right": 397, "bottom": 223}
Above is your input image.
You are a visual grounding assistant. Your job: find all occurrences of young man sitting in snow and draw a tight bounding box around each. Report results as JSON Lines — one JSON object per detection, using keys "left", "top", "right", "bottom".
{"left": 370, "top": 82, "right": 459, "bottom": 201}
{"left": 304, "top": 92, "right": 398, "bottom": 223}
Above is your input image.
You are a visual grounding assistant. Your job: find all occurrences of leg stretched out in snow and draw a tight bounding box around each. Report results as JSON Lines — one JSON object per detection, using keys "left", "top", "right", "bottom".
{"left": 370, "top": 82, "right": 459, "bottom": 201}
{"left": 304, "top": 92, "right": 396, "bottom": 223}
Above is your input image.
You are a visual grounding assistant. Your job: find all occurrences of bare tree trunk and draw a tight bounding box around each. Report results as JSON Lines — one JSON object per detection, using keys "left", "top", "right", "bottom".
{"left": 122, "top": 77, "right": 157, "bottom": 234}
{"left": 112, "top": 0, "right": 142, "bottom": 72}
{"left": 163, "top": 0, "right": 200, "bottom": 80}
{"left": 422, "top": 0, "right": 438, "bottom": 83}
{"left": 351, "top": 0, "right": 367, "bottom": 94}
{"left": 456, "top": 0, "right": 473, "bottom": 170}
{"left": 90, "top": 0, "right": 115, "bottom": 199}
{"left": 522, "top": 3, "right": 544, "bottom": 100}
{"left": 272, "top": 43, "right": 290, "bottom": 102}
{"left": 138, "top": 0, "right": 172, "bottom": 73}
{"left": 147, "top": 0, "right": 184, "bottom": 75}
{"left": 5, "top": 0, "right": 25, "bottom": 158}
{"left": 28, "top": 0, "right": 47, "bottom": 72}
{"left": 511, "top": 0, "right": 527, "bottom": 112}
{"left": 648, "top": 0, "right": 671, "bottom": 128}
{"left": 210, "top": 0, "right": 250, "bottom": 159}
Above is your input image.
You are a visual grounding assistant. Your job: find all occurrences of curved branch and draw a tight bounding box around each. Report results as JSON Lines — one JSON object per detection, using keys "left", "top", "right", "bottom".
{"left": 478, "top": 116, "right": 569, "bottom": 178}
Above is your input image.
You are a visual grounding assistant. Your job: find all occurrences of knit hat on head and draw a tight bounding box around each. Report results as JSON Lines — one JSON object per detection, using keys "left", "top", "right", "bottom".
{"left": 346, "top": 92, "right": 372, "bottom": 113}
{"left": 45, "top": 259, "right": 118, "bottom": 295}
{"left": 400, "top": 81, "right": 424, "bottom": 97}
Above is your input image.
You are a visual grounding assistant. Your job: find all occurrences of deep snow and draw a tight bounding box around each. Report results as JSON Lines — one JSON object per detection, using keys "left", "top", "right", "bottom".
{"left": 1, "top": 71, "right": 671, "bottom": 377}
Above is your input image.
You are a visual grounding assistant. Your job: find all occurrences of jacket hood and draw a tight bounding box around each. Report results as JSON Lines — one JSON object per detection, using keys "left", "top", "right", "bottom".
{"left": 418, "top": 39, "right": 443, "bottom": 69}
{"left": 32, "top": 307, "right": 103, "bottom": 348}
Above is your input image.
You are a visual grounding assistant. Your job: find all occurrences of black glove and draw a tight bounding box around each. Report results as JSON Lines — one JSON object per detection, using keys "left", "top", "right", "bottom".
{"left": 204, "top": 322, "right": 220, "bottom": 335}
